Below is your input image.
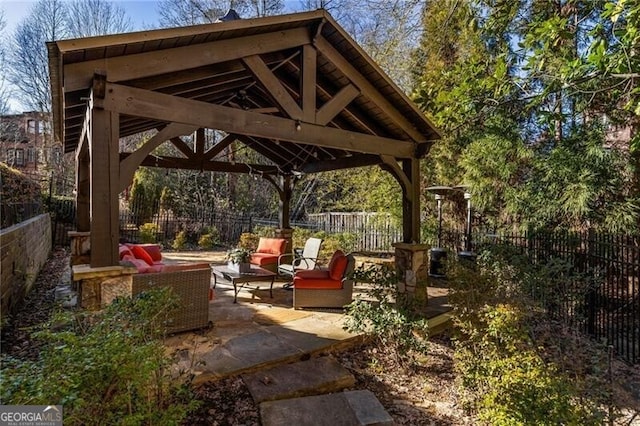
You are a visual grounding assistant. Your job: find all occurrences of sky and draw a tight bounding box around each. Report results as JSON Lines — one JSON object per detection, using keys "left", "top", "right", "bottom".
{"left": 1, "top": 0, "right": 163, "bottom": 34}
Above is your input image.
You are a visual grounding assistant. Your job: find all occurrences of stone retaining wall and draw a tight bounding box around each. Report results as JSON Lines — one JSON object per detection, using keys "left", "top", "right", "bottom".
{"left": 0, "top": 214, "right": 51, "bottom": 319}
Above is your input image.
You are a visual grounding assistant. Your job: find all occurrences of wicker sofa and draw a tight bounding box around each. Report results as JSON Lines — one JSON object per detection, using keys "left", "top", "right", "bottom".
{"left": 292, "top": 251, "right": 355, "bottom": 309}
{"left": 131, "top": 266, "right": 211, "bottom": 334}
{"left": 121, "top": 244, "right": 211, "bottom": 333}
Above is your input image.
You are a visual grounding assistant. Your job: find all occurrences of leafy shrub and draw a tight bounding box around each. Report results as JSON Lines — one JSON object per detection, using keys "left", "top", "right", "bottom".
{"left": 238, "top": 232, "right": 259, "bottom": 251}
{"left": 139, "top": 222, "right": 159, "bottom": 243}
{"left": 449, "top": 247, "right": 611, "bottom": 424}
{"left": 198, "top": 227, "right": 220, "bottom": 249}
{"left": 344, "top": 263, "right": 429, "bottom": 368}
{"left": 172, "top": 230, "right": 188, "bottom": 250}
{"left": 0, "top": 289, "right": 198, "bottom": 425}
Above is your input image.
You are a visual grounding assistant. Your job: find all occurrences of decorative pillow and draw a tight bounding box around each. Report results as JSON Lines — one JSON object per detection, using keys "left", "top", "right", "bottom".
{"left": 140, "top": 244, "right": 162, "bottom": 262}
{"left": 257, "top": 238, "right": 286, "bottom": 255}
{"left": 119, "top": 244, "right": 133, "bottom": 260}
{"left": 128, "top": 244, "right": 155, "bottom": 266}
{"left": 328, "top": 250, "right": 348, "bottom": 281}
{"left": 122, "top": 254, "right": 150, "bottom": 273}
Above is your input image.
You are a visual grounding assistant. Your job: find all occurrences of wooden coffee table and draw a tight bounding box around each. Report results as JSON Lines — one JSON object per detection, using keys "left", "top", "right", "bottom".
{"left": 211, "top": 264, "right": 276, "bottom": 303}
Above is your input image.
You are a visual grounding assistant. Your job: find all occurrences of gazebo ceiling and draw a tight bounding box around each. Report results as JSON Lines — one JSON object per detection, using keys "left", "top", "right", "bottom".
{"left": 48, "top": 9, "right": 440, "bottom": 175}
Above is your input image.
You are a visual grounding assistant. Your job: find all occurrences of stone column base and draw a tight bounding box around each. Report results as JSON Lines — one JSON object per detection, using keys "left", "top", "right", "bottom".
{"left": 72, "top": 264, "right": 137, "bottom": 310}
{"left": 393, "top": 242, "right": 430, "bottom": 304}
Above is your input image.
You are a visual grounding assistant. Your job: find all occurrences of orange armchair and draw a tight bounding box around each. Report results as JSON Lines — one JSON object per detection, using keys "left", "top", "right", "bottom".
{"left": 249, "top": 237, "right": 287, "bottom": 272}
{"left": 292, "top": 250, "right": 355, "bottom": 309}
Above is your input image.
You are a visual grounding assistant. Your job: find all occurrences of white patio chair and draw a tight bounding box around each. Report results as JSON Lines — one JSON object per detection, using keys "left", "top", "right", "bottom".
{"left": 277, "top": 237, "right": 323, "bottom": 279}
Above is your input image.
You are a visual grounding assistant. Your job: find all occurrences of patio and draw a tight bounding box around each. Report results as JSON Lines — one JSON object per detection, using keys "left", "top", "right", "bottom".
{"left": 161, "top": 250, "right": 452, "bottom": 385}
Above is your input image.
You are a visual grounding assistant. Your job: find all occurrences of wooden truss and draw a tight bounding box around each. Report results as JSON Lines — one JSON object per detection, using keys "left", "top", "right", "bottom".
{"left": 49, "top": 10, "right": 440, "bottom": 267}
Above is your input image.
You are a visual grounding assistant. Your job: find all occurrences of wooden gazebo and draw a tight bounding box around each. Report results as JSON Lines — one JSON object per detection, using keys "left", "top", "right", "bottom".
{"left": 47, "top": 9, "right": 440, "bottom": 269}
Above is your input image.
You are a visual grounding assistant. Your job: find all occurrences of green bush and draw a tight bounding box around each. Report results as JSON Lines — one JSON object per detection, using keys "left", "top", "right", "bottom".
{"left": 138, "top": 223, "right": 159, "bottom": 244}
{"left": 172, "top": 230, "right": 187, "bottom": 250}
{"left": 0, "top": 289, "right": 198, "bottom": 425}
{"left": 238, "top": 232, "right": 259, "bottom": 251}
{"left": 198, "top": 227, "right": 220, "bottom": 249}
{"left": 344, "top": 263, "right": 429, "bottom": 368}
{"left": 449, "top": 247, "right": 611, "bottom": 424}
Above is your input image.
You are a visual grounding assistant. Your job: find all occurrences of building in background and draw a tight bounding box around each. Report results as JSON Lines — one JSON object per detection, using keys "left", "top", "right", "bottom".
{"left": 0, "top": 111, "right": 61, "bottom": 181}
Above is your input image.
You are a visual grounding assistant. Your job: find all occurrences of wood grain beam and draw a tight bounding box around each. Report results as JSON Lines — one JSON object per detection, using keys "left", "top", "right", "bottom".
{"left": 103, "top": 83, "right": 416, "bottom": 157}
{"left": 314, "top": 36, "right": 426, "bottom": 143}
{"left": 380, "top": 155, "right": 411, "bottom": 202}
{"left": 64, "top": 27, "right": 312, "bottom": 92}
{"left": 170, "top": 137, "right": 194, "bottom": 158}
{"left": 195, "top": 128, "right": 205, "bottom": 155}
{"left": 123, "top": 153, "right": 279, "bottom": 174}
{"left": 300, "top": 154, "right": 381, "bottom": 173}
{"left": 119, "top": 123, "right": 197, "bottom": 192}
{"left": 202, "top": 133, "right": 236, "bottom": 161}
{"left": 243, "top": 55, "right": 303, "bottom": 120}
{"left": 89, "top": 107, "right": 119, "bottom": 267}
{"left": 315, "top": 84, "right": 359, "bottom": 126}
{"left": 301, "top": 45, "right": 317, "bottom": 123}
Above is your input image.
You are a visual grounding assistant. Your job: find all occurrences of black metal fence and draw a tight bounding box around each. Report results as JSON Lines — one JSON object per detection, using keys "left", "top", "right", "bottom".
{"left": 454, "top": 229, "right": 639, "bottom": 365}
{"left": 49, "top": 205, "right": 402, "bottom": 252}
{"left": 1, "top": 202, "right": 42, "bottom": 229}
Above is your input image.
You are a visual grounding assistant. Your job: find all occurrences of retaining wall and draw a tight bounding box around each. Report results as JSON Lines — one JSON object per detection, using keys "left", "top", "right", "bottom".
{"left": 1, "top": 214, "right": 51, "bottom": 319}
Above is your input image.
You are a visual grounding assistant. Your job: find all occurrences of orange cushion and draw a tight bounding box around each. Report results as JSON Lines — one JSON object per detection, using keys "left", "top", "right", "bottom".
{"left": 119, "top": 245, "right": 133, "bottom": 260}
{"left": 293, "top": 270, "right": 342, "bottom": 290}
{"left": 327, "top": 250, "right": 347, "bottom": 280}
{"left": 295, "top": 269, "right": 330, "bottom": 280}
{"left": 329, "top": 255, "right": 348, "bottom": 281}
{"left": 128, "top": 244, "right": 154, "bottom": 266}
{"left": 256, "top": 238, "right": 286, "bottom": 255}
{"left": 139, "top": 244, "right": 162, "bottom": 262}
{"left": 328, "top": 250, "right": 344, "bottom": 269}
{"left": 250, "top": 252, "right": 278, "bottom": 266}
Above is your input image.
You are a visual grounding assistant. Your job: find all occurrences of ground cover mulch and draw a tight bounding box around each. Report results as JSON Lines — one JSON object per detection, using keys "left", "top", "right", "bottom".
{"left": 3, "top": 250, "right": 639, "bottom": 425}
{"left": 1, "top": 247, "right": 69, "bottom": 360}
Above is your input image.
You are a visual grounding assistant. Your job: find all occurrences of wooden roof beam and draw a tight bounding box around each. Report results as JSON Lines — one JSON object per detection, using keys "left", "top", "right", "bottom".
{"left": 103, "top": 83, "right": 416, "bottom": 157}
{"left": 314, "top": 35, "right": 425, "bottom": 143}
{"left": 300, "top": 153, "right": 382, "bottom": 173}
{"left": 243, "top": 54, "right": 303, "bottom": 120}
{"left": 123, "top": 153, "right": 280, "bottom": 175}
{"left": 119, "top": 123, "right": 197, "bottom": 191}
{"left": 202, "top": 133, "right": 237, "bottom": 161}
{"left": 64, "top": 27, "right": 312, "bottom": 92}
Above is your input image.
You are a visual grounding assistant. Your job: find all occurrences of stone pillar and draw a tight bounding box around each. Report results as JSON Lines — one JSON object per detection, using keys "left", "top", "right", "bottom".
{"left": 275, "top": 227, "right": 294, "bottom": 254}
{"left": 69, "top": 231, "right": 91, "bottom": 266}
{"left": 393, "top": 242, "right": 430, "bottom": 303}
{"left": 72, "top": 264, "right": 137, "bottom": 310}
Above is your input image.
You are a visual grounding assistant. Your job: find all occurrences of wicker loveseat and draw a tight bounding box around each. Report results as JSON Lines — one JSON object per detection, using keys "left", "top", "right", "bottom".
{"left": 120, "top": 244, "right": 211, "bottom": 333}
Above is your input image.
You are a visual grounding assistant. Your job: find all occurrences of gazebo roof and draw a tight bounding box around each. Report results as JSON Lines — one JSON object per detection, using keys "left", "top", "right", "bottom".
{"left": 48, "top": 9, "right": 439, "bottom": 174}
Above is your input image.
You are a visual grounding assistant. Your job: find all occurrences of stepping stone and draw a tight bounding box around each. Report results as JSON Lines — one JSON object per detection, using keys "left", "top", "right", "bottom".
{"left": 243, "top": 356, "right": 355, "bottom": 403}
{"left": 260, "top": 390, "right": 394, "bottom": 426}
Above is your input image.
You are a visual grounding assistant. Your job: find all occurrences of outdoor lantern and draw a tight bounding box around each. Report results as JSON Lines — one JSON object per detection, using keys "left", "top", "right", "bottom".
{"left": 454, "top": 185, "right": 477, "bottom": 264}
{"left": 426, "top": 186, "right": 453, "bottom": 278}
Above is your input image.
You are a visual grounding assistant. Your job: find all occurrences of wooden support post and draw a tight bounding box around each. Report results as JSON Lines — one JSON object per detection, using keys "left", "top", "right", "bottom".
{"left": 278, "top": 175, "right": 292, "bottom": 229}
{"left": 89, "top": 85, "right": 120, "bottom": 267}
{"left": 402, "top": 158, "right": 420, "bottom": 243}
{"left": 195, "top": 127, "right": 205, "bottom": 155}
{"left": 76, "top": 137, "right": 90, "bottom": 232}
